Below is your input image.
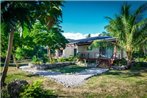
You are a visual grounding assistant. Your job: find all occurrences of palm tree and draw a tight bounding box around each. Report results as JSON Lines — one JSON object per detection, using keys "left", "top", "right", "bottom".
{"left": 105, "top": 3, "right": 147, "bottom": 68}
{"left": 1, "top": 1, "right": 63, "bottom": 86}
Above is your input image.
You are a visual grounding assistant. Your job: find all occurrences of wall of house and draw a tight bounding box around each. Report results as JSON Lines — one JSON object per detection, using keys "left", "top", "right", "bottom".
{"left": 77, "top": 45, "right": 89, "bottom": 52}
{"left": 62, "top": 43, "right": 127, "bottom": 59}
{"left": 62, "top": 44, "right": 78, "bottom": 58}
{"left": 116, "top": 49, "right": 127, "bottom": 59}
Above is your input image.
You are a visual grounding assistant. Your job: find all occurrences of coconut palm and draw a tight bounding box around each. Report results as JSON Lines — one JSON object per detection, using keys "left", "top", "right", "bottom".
{"left": 105, "top": 3, "right": 147, "bottom": 68}
{"left": 1, "top": 1, "right": 63, "bottom": 86}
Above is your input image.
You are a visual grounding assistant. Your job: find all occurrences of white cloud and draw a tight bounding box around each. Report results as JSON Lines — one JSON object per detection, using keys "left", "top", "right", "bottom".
{"left": 63, "top": 32, "right": 100, "bottom": 40}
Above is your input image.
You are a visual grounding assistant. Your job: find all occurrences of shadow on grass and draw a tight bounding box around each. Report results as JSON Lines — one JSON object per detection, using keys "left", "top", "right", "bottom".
{"left": 104, "top": 71, "right": 143, "bottom": 78}
{"left": 104, "top": 62, "right": 147, "bottom": 78}
{"left": 26, "top": 74, "right": 39, "bottom": 77}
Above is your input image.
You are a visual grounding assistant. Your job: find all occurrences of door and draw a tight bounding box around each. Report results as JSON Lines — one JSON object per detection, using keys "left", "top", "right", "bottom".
{"left": 74, "top": 48, "right": 77, "bottom": 56}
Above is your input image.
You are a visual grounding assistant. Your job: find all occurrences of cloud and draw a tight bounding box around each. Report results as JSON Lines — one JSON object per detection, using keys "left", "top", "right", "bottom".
{"left": 63, "top": 32, "right": 100, "bottom": 40}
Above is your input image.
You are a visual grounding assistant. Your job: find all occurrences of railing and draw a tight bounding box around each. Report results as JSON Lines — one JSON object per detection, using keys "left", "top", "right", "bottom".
{"left": 79, "top": 52, "right": 100, "bottom": 59}
{"left": 79, "top": 51, "right": 112, "bottom": 59}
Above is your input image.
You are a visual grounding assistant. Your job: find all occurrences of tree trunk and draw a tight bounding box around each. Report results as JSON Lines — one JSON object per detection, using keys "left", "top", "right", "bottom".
{"left": 48, "top": 47, "right": 52, "bottom": 63}
{"left": 126, "top": 51, "right": 133, "bottom": 69}
{"left": 1, "top": 31, "right": 14, "bottom": 87}
{"left": 13, "top": 54, "right": 19, "bottom": 69}
{"left": 113, "top": 45, "right": 117, "bottom": 59}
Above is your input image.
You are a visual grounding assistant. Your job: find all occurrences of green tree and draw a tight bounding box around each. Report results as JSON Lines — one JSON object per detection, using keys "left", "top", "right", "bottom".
{"left": 99, "top": 31, "right": 110, "bottom": 36}
{"left": 105, "top": 3, "right": 147, "bottom": 68}
{"left": 1, "top": 1, "right": 63, "bottom": 86}
{"left": 30, "top": 21, "right": 68, "bottom": 62}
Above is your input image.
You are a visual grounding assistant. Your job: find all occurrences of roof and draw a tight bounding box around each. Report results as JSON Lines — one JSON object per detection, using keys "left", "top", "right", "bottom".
{"left": 68, "top": 36, "right": 116, "bottom": 44}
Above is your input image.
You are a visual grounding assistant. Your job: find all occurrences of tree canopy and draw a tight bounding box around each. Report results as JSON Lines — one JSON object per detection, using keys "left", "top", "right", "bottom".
{"left": 105, "top": 3, "right": 147, "bottom": 66}
{"left": 1, "top": 1, "right": 63, "bottom": 86}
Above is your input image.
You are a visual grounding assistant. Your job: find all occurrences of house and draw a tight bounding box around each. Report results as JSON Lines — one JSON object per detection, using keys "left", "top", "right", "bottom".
{"left": 55, "top": 36, "right": 127, "bottom": 62}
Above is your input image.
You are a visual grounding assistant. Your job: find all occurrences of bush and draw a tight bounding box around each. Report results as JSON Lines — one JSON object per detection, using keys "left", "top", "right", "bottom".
{"left": 1, "top": 87, "right": 10, "bottom": 98}
{"left": 49, "top": 58, "right": 58, "bottom": 64}
{"left": 68, "top": 56, "right": 76, "bottom": 61}
{"left": 20, "top": 81, "right": 56, "bottom": 98}
{"left": 135, "top": 57, "right": 147, "bottom": 62}
{"left": 7, "top": 80, "right": 28, "bottom": 98}
{"left": 57, "top": 57, "right": 67, "bottom": 62}
{"left": 31, "top": 56, "right": 43, "bottom": 65}
{"left": 57, "top": 56, "right": 77, "bottom": 62}
{"left": 41, "top": 54, "right": 49, "bottom": 63}
{"left": 113, "top": 58, "right": 127, "bottom": 66}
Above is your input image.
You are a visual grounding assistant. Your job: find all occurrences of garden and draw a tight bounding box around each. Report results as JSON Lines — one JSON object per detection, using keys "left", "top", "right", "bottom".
{"left": 1, "top": 63, "right": 147, "bottom": 98}
{"left": 1, "top": 1, "right": 147, "bottom": 98}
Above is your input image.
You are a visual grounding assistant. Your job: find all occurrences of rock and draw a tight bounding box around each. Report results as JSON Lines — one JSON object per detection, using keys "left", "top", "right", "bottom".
{"left": 112, "top": 65, "right": 127, "bottom": 70}
{"left": 20, "top": 66, "right": 108, "bottom": 87}
{"left": 28, "top": 62, "right": 75, "bottom": 70}
{"left": 7, "top": 80, "right": 28, "bottom": 98}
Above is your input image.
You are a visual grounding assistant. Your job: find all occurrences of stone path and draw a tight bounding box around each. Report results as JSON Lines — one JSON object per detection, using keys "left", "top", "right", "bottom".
{"left": 20, "top": 66, "right": 108, "bottom": 87}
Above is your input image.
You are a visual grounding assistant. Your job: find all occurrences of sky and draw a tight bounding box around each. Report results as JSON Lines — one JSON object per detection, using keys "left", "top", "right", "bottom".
{"left": 61, "top": 1, "right": 147, "bottom": 39}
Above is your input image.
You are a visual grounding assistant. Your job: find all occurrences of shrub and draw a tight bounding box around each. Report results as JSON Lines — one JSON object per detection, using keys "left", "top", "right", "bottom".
{"left": 49, "top": 58, "right": 58, "bottom": 64}
{"left": 20, "top": 81, "right": 56, "bottom": 98}
{"left": 1, "top": 87, "right": 10, "bottom": 98}
{"left": 113, "top": 58, "right": 127, "bottom": 66}
{"left": 41, "top": 54, "right": 49, "bottom": 63}
{"left": 57, "top": 57, "right": 67, "bottom": 62}
{"left": 68, "top": 56, "right": 76, "bottom": 61}
{"left": 135, "top": 57, "right": 147, "bottom": 62}
{"left": 57, "top": 56, "right": 77, "bottom": 62}
{"left": 31, "top": 56, "right": 43, "bottom": 65}
{"left": 7, "top": 80, "right": 28, "bottom": 98}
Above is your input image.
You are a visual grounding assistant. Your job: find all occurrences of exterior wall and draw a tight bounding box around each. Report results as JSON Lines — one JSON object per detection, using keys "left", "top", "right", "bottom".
{"left": 77, "top": 45, "right": 89, "bottom": 53}
{"left": 62, "top": 44, "right": 78, "bottom": 58}
{"left": 62, "top": 43, "right": 127, "bottom": 59}
{"left": 116, "top": 48, "right": 127, "bottom": 59}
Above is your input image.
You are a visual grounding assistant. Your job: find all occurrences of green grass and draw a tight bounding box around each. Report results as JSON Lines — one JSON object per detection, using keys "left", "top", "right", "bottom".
{"left": 1, "top": 65, "right": 147, "bottom": 98}
{"left": 48, "top": 65, "right": 90, "bottom": 73}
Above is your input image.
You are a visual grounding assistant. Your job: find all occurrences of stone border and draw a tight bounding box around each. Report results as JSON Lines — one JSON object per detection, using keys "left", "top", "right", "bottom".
{"left": 28, "top": 62, "right": 75, "bottom": 70}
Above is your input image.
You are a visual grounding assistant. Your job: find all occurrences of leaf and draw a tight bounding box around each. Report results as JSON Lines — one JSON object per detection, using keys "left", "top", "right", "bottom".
{"left": 23, "top": 25, "right": 29, "bottom": 38}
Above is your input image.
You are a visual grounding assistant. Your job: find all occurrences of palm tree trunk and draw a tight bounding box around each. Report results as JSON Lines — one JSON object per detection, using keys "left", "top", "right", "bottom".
{"left": 1, "top": 31, "right": 14, "bottom": 86}
{"left": 113, "top": 45, "right": 117, "bottom": 59}
{"left": 126, "top": 51, "right": 133, "bottom": 69}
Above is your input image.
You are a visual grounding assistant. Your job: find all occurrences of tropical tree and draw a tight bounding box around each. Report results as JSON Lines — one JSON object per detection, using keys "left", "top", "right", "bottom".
{"left": 105, "top": 3, "right": 147, "bottom": 68}
{"left": 30, "top": 21, "right": 68, "bottom": 62}
{"left": 1, "top": 1, "right": 63, "bottom": 86}
{"left": 99, "top": 31, "right": 110, "bottom": 36}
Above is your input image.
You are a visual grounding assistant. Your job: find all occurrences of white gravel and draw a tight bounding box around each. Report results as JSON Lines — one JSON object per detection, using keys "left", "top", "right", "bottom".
{"left": 20, "top": 66, "right": 108, "bottom": 87}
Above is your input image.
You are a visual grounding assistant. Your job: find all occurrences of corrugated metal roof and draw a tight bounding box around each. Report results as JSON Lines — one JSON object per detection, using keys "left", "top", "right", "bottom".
{"left": 68, "top": 36, "right": 116, "bottom": 44}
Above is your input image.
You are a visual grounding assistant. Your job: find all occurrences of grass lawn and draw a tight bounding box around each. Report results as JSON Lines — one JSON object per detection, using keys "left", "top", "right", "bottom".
{"left": 1, "top": 65, "right": 147, "bottom": 98}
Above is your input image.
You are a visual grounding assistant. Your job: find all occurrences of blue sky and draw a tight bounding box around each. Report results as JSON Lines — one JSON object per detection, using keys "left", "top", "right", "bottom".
{"left": 61, "top": 1, "right": 146, "bottom": 39}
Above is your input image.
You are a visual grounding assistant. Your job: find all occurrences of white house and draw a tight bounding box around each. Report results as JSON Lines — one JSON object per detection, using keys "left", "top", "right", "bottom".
{"left": 56, "top": 36, "right": 127, "bottom": 61}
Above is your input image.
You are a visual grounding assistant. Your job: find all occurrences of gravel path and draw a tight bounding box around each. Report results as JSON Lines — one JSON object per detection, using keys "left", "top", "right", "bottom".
{"left": 20, "top": 66, "right": 108, "bottom": 87}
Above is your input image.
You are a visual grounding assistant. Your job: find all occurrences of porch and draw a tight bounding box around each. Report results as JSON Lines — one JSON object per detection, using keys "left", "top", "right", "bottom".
{"left": 78, "top": 52, "right": 113, "bottom": 68}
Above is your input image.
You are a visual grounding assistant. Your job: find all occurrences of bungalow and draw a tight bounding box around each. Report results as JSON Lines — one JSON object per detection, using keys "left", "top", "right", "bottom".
{"left": 55, "top": 36, "right": 127, "bottom": 63}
